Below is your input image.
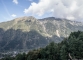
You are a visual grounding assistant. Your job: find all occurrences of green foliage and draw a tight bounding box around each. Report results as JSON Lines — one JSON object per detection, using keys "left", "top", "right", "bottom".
{"left": 15, "top": 53, "right": 26, "bottom": 60}
{"left": 60, "top": 31, "right": 83, "bottom": 59}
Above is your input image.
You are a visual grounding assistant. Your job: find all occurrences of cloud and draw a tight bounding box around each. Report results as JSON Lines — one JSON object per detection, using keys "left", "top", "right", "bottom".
{"left": 13, "top": 0, "right": 18, "bottom": 4}
{"left": 11, "top": 14, "right": 16, "bottom": 17}
{"left": 24, "top": 0, "right": 83, "bottom": 20}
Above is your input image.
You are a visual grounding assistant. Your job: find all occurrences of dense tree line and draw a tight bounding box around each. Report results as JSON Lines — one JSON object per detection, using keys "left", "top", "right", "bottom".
{"left": 0, "top": 31, "right": 83, "bottom": 60}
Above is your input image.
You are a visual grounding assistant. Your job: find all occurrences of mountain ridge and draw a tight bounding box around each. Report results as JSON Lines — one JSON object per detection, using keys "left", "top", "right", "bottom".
{"left": 0, "top": 16, "right": 83, "bottom": 52}
{"left": 0, "top": 16, "right": 83, "bottom": 37}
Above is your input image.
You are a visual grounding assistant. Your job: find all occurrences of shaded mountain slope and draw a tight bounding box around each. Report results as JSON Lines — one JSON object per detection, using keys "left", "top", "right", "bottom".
{"left": 0, "top": 16, "right": 83, "bottom": 52}
{"left": 0, "top": 28, "right": 62, "bottom": 51}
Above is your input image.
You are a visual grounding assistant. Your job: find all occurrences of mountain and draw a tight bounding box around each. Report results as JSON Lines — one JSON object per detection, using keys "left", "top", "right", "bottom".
{"left": 0, "top": 16, "right": 83, "bottom": 52}
{"left": 1, "top": 31, "right": 83, "bottom": 60}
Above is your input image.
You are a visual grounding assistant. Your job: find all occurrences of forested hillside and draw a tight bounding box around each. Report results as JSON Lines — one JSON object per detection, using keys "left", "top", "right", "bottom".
{"left": 1, "top": 31, "right": 83, "bottom": 60}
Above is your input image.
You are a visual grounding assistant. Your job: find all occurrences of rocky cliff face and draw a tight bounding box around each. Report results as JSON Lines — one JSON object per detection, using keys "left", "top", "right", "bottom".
{"left": 0, "top": 16, "right": 83, "bottom": 51}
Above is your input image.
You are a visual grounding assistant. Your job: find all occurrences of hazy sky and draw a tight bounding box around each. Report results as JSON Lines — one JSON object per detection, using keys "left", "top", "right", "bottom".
{"left": 0, "top": 0, "right": 83, "bottom": 22}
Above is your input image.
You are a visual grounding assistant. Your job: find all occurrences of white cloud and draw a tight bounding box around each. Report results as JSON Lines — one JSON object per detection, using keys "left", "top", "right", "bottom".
{"left": 11, "top": 14, "right": 16, "bottom": 17}
{"left": 24, "top": 0, "right": 83, "bottom": 20}
{"left": 13, "top": 0, "right": 18, "bottom": 4}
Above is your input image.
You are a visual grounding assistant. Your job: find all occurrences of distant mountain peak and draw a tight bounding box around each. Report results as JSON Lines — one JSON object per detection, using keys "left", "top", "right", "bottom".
{"left": 39, "top": 17, "right": 55, "bottom": 20}
{"left": 14, "top": 16, "right": 36, "bottom": 22}
{"left": 42, "top": 17, "right": 56, "bottom": 20}
{"left": 39, "top": 17, "right": 67, "bottom": 21}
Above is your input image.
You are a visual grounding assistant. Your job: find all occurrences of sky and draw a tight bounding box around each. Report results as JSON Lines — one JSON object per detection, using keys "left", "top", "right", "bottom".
{"left": 0, "top": 0, "right": 83, "bottom": 22}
